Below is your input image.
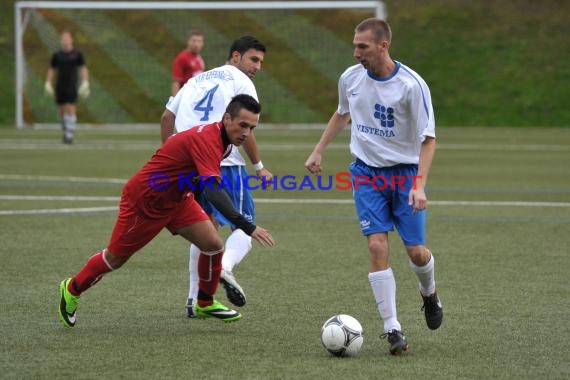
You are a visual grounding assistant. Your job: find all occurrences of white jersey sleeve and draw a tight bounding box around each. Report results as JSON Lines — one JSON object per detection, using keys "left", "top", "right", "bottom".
{"left": 337, "top": 66, "right": 355, "bottom": 116}
{"left": 407, "top": 70, "right": 435, "bottom": 142}
{"left": 165, "top": 94, "right": 180, "bottom": 116}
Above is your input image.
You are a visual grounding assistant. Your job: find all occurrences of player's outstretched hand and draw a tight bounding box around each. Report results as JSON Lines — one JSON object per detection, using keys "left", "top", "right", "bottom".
{"left": 304, "top": 152, "right": 322, "bottom": 175}
{"left": 256, "top": 167, "right": 273, "bottom": 183}
{"left": 257, "top": 168, "right": 274, "bottom": 190}
{"left": 44, "top": 81, "right": 54, "bottom": 97}
{"left": 78, "top": 81, "right": 90, "bottom": 98}
{"left": 251, "top": 226, "right": 275, "bottom": 247}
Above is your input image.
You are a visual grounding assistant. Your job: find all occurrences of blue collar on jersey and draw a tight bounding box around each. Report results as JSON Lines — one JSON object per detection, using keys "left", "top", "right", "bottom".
{"left": 367, "top": 61, "right": 401, "bottom": 81}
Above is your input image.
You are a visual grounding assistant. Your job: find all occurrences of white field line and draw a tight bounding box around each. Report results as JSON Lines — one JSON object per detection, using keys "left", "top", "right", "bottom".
{"left": 0, "top": 174, "right": 126, "bottom": 184}
{"left": 0, "top": 142, "right": 159, "bottom": 150}
{"left": 0, "top": 206, "right": 117, "bottom": 215}
{"left": 1, "top": 195, "right": 569, "bottom": 216}
{"left": 0, "top": 141, "right": 569, "bottom": 151}
{"left": 436, "top": 143, "right": 570, "bottom": 152}
{"left": 0, "top": 195, "right": 118, "bottom": 201}
{"left": 255, "top": 199, "right": 570, "bottom": 207}
{"left": 258, "top": 143, "right": 570, "bottom": 152}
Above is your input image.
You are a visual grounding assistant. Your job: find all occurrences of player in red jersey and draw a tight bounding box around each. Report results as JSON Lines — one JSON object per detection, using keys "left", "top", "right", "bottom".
{"left": 171, "top": 29, "right": 205, "bottom": 96}
{"left": 57, "top": 95, "right": 274, "bottom": 328}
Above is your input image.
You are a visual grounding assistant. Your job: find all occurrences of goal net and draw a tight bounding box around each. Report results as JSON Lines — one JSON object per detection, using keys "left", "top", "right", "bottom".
{"left": 15, "top": 1, "right": 384, "bottom": 128}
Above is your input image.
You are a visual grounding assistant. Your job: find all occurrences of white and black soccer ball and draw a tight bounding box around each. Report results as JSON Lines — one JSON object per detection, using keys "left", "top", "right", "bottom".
{"left": 320, "top": 314, "right": 364, "bottom": 357}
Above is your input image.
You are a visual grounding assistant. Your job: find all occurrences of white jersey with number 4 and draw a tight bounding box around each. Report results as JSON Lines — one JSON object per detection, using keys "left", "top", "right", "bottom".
{"left": 166, "top": 64, "right": 258, "bottom": 166}
{"left": 338, "top": 61, "right": 435, "bottom": 168}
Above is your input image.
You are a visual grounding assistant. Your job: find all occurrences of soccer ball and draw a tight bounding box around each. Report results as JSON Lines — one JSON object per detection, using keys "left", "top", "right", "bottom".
{"left": 320, "top": 314, "right": 364, "bottom": 357}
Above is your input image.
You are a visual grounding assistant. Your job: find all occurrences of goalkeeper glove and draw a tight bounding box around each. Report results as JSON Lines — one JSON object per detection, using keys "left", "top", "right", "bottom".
{"left": 44, "top": 81, "right": 54, "bottom": 97}
{"left": 78, "top": 81, "right": 90, "bottom": 98}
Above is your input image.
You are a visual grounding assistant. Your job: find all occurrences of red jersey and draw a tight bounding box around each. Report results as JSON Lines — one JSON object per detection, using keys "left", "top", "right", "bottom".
{"left": 124, "top": 122, "right": 230, "bottom": 218}
{"left": 172, "top": 50, "right": 205, "bottom": 86}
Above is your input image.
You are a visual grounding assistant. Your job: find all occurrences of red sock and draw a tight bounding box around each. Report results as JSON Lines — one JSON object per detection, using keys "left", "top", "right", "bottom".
{"left": 197, "top": 250, "right": 223, "bottom": 306}
{"left": 68, "top": 251, "right": 113, "bottom": 296}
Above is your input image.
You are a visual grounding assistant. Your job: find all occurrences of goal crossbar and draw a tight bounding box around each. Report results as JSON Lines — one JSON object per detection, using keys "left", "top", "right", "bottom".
{"left": 16, "top": 1, "right": 383, "bottom": 11}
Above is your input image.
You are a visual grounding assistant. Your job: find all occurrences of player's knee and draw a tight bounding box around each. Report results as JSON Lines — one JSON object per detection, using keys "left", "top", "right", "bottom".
{"left": 103, "top": 248, "right": 129, "bottom": 269}
{"left": 367, "top": 235, "right": 388, "bottom": 256}
{"left": 198, "top": 235, "right": 224, "bottom": 252}
{"left": 406, "top": 245, "right": 429, "bottom": 266}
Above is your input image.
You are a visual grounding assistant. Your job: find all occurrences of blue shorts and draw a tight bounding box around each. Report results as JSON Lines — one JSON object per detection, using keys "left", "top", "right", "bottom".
{"left": 198, "top": 165, "right": 255, "bottom": 229}
{"left": 349, "top": 159, "right": 426, "bottom": 246}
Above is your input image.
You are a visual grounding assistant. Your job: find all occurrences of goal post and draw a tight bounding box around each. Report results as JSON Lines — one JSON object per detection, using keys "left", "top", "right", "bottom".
{"left": 15, "top": 1, "right": 386, "bottom": 128}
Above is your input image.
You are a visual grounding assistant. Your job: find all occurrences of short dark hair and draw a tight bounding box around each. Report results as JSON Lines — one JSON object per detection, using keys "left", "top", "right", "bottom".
{"left": 227, "top": 35, "right": 266, "bottom": 60}
{"left": 355, "top": 18, "right": 392, "bottom": 44}
{"left": 225, "top": 94, "right": 261, "bottom": 118}
{"left": 187, "top": 29, "right": 203, "bottom": 39}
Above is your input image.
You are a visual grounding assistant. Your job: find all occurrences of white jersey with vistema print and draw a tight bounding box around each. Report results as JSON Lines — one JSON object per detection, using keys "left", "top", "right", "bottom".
{"left": 337, "top": 61, "right": 435, "bottom": 168}
{"left": 166, "top": 64, "right": 258, "bottom": 166}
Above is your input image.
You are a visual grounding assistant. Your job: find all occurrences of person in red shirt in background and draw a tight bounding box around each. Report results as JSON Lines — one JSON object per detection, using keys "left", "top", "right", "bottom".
{"left": 171, "top": 29, "right": 205, "bottom": 96}
{"left": 57, "top": 95, "right": 275, "bottom": 328}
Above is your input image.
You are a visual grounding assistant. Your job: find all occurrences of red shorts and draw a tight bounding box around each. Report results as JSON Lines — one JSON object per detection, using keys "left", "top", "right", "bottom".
{"left": 107, "top": 193, "right": 209, "bottom": 257}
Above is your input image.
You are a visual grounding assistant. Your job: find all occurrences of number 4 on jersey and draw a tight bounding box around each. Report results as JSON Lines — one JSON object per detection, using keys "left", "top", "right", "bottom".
{"left": 194, "top": 84, "right": 219, "bottom": 121}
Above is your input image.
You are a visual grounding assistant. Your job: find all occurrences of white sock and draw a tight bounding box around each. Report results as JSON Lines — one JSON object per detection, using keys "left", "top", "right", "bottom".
{"left": 409, "top": 251, "right": 436, "bottom": 296}
{"left": 63, "top": 113, "right": 77, "bottom": 129}
{"left": 63, "top": 113, "right": 76, "bottom": 139}
{"left": 188, "top": 244, "right": 200, "bottom": 300}
{"left": 221, "top": 229, "right": 252, "bottom": 272}
{"left": 368, "top": 268, "right": 401, "bottom": 333}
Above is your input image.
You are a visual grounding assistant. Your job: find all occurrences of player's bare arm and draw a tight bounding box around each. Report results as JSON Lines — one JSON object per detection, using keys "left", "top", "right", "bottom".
{"left": 46, "top": 67, "right": 55, "bottom": 83}
{"left": 80, "top": 65, "right": 89, "bottom": 82}
{"left": 305, "top": 112, "right": 351, "bottom": 174}
{"left": 241, "top": 131, "right": 273, "bottom": 182}
{"left": 171, "top": 81, "right": 181, "bottom": 97}
{"left": 44, "top": 68, "right": 56, "bottom": 96}
{"left": 160, "top": 109, "right": 176, "bottom": 143}
{"left": 408, "top": 137, "right": 436, "bottom": 213}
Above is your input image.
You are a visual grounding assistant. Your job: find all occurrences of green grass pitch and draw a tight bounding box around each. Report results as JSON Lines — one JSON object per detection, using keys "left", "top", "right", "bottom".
{"left": 0, "top": 126, "right": 568, "bottom": 379}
